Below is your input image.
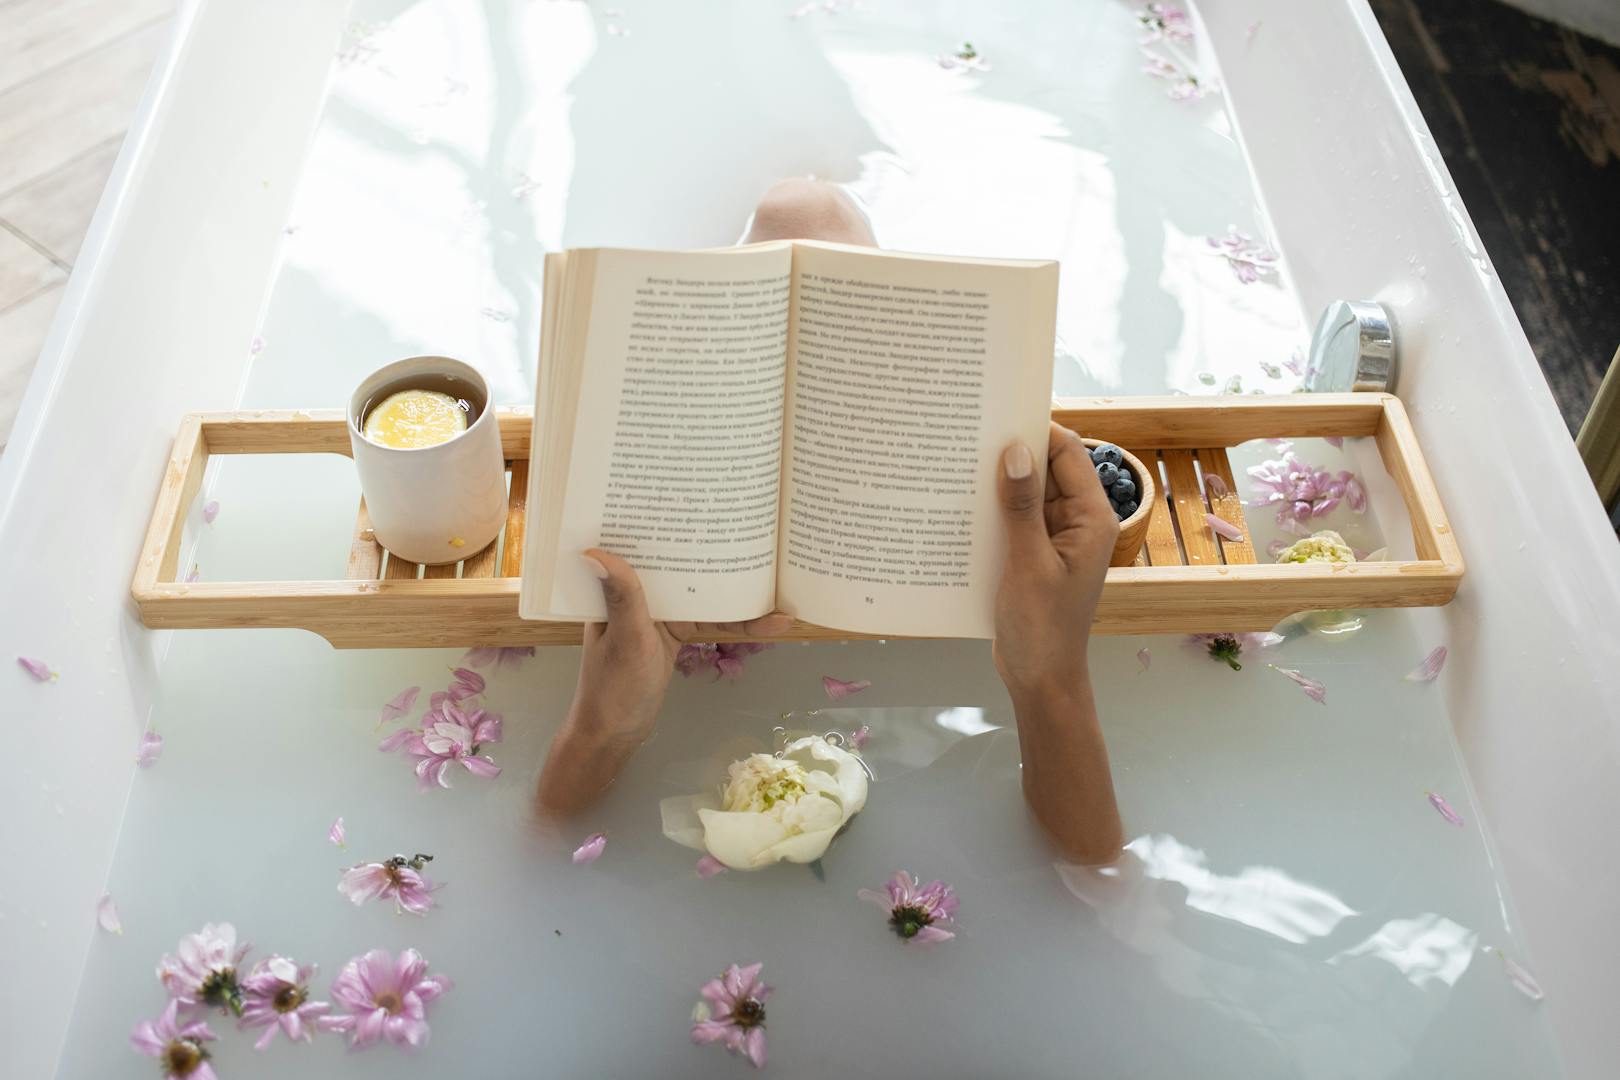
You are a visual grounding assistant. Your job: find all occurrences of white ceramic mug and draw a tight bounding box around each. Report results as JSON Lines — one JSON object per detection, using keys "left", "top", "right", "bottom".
{"left": 347, "top": 356, "right": 507, "bottom": 566}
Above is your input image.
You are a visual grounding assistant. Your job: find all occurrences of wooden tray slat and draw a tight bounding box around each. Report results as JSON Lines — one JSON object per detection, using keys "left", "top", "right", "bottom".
{"left": 1196, "top": 448, "right": 1257, "bottom": 565}
{"left": 423, "top": 562, "right": 458, "bottom": 579}
{"left": 130, "top": 395, "right": 1464, "bottom": 647}
{"left": 346, "top": 499, "right": 383, "bottom": 581}
{"left": 1162, "top": 450, "right": 1221, "bottom": 566}
{"left": 1130, "top": 449, "right": 1183, "bottom": 567}
{"left": 500, "top": 459, "right": 529, "bottom": 579}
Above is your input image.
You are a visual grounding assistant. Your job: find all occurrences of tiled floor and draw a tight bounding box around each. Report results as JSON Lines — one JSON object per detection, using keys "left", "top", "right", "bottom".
{"left": 0, "top": 0, "right": 174, "bottom": 452}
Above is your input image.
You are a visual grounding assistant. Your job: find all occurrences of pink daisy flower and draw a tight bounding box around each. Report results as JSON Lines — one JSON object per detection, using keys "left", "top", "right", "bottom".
{"left": 238, "top": 956, "right": 329, "bottom": 1049}
{"left": 130, "top": 999, "right": 217, "bottom": 1079}
{"left": 1186, "top": 631, "right": 1283, "bottom": 672}
{"left": 1247, "top": 452, "right": 1366, "bottom": 535}
{"left": 319, "top": 948, "right": 452, "bottom": 1051}
{"left": 337, "top": 854, "right": 438, "bottom": 916}
{"left": 691, "top": 962, "right": 771, "bottom": 1069}
{"left": 156, "top": 923, "right": 250, "bottom": 1017}
{"left": 379, "top": 702, "right": 501, "bottom": 789}
{"left": 858, "top": 870, "right": 959, "bottom": 944}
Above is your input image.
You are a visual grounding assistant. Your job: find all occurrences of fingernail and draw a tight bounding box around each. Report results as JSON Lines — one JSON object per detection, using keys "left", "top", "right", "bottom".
{"left": 581, "top": 554, "right": 609, "bottom": 579}
{"left": 1004, "top": 444, "right": 1033, "bottom": 479}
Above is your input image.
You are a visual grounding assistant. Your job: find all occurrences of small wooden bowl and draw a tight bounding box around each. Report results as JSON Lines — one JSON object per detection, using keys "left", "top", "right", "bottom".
{"left": 1082, "top": 439, "right": 1154, "bottom": 567}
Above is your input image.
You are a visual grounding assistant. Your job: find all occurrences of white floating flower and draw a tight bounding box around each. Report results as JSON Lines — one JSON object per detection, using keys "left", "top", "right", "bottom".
{"left": 660, "top": 736, "right": 868, "bottom": 871}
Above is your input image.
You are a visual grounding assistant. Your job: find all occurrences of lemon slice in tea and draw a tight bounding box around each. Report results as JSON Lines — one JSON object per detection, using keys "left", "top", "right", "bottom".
{"left": 363, "top": 389, "right": 469, "bottom": 449}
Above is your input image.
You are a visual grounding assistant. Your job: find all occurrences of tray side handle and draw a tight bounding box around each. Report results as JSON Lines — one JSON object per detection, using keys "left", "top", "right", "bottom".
{"left": 131, "top": 414, "right": 209, "bottom": 598}
{"left": 1375, "top": 397, "right": 1466, "bottom": 573}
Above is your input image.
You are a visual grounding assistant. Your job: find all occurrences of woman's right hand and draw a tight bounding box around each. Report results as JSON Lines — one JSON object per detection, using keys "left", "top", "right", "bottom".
{"left": 991, "top": 422, "right": 1119, "bottom": 701}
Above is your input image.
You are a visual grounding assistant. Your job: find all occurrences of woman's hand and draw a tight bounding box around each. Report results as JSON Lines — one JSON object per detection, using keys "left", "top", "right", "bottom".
{"left": 535, "top": 548, "right": 792, "bottom": 818}
{"left": 991, "top": 423, "right": 1124, "bottom": 865}
{"left": 992, "top": 423, "right": 1119, "bottom": 700}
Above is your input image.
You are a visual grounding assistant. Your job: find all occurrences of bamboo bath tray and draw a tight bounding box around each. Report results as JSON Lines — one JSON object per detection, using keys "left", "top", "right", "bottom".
{"left": 131, "top": 394, "right": 1463, "bottom": 647}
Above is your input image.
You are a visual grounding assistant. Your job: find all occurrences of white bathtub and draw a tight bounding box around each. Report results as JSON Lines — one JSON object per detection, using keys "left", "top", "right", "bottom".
{"left": 2, "top": 0, "right": 1617, "bottom": 1076}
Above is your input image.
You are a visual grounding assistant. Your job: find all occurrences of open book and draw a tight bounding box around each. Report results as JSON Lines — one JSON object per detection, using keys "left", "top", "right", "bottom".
{"left": 518, "top": 240, "right": 1058, "bottom": 638}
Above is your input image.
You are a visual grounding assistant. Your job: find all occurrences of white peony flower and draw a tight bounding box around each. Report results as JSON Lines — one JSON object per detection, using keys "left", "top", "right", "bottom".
{"left": 660, "top": 736, "right": 868, "bottom": 870}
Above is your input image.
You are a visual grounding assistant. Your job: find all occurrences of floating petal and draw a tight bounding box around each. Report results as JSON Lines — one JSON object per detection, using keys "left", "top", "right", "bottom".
{"left": 379, "top": 686, "right": 420, "bottom": 725}
{"left": 697, "top": 854, "right": 728, "bottom": 878}
{"left": 1493, "top": 949, "right": 1544, "bottom": 1001}
{"left": 1324, "top": 436, "right": 1344, "bottom": 449}
{"left": 822, "top": 675, "right": 871, "bottom": 701}
{"left": 572, "top": 833, "right": 607, "bottom": 865}
{"left": 1405, "top": 646, "right": 1448, "bottom": 683}
{"left": 1205, "top": 513, "right": 1244, "bottom": 542}
{"left": 328, "top": 816, "right": 346, "bottom": 848}
{"left": 203, "top": 501, "right": 220, "bottom": 524}
{"left": 1426, "top": 790, "right": 1465, "bottom": 827}
{"left": 1203, "top": 473, "right": 1229, "bottom": 499}
{"left": 135, "top": 731, "right": 164, "bottom": 768}
{"left": 96, "top": 894, "right": 122, "bottom": 934}
{"left": 1269, "top": 665, "right": 1327, "bottom": 704}
{"left": 1136, "top": 648, "right": 1151, "bottom": 672}
{"left": 848, "top": 725, "right": 871, "bottom": 750}
{"left": 17, "top": 656, "right": 55, "bottom": 682}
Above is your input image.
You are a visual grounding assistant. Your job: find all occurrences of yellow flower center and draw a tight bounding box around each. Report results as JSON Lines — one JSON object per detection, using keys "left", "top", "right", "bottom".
{"left": 721, "top": 756, "right": 810, "bottom": 813}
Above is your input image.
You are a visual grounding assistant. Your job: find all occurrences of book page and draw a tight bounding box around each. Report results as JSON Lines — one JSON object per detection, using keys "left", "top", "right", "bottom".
{"left": 526, "top": 244, "right": 794, "bottom": 621}
{"left": 776, "top": 242, "right": 1057, "bottom": 637}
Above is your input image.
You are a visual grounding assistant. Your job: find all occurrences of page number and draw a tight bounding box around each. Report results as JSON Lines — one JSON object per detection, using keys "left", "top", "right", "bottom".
{"left": 686, "top": 586, "right": 697, "bottom": 594}
{"left": 864, "top": 595, "right": 874, "bottom": 604}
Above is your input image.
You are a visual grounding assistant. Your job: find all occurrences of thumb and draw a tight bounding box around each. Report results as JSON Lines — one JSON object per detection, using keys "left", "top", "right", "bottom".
{"left": 997, "top": 442, "right": 1049, "bottom": 558}
{"left": 582, "top": 548, "right": 651, "bottom": 625}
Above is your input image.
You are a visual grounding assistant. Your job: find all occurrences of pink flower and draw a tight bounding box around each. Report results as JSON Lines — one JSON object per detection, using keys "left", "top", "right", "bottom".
{"left": 937, "top": 41, "right": 989, "bottom": 73}
{"left": 1207, "top": 226, "right": 1279, "bottom": 283}
{"left": 203, "top": 501, "right": 220, "bottom": 524}
{"left": 1269, "top": 664, "right": 1327, "bottom": 704}
{"left": 17, "top": 656, "right": 56, "bottom": 682}
{"left": 157, "top": 923, "right": 250, "bottom": 1017}
{"left": 460, "top": 646, "right": 535, "bottom": 671}
{"left": 572, "top": 833, "right": 607, "bottom": 864}
{"left": 328, "top": 816, "right": 346, "bottom": 848}
{"left": 338, "top": 855, "right": 438, "bottom": 916}
{"left": 97, "top": 894, "right": 122, "bottom": 934}
{"left": 858, "top": 870, "right": 959, "bottom": 944}
{"left": 822, "top": 675, "right": 871, "bottom": 701}
{"left": 131, "top": 999, "right": 218, "bottom": 1079}
{"left": 136, "top": 731, "right": 165, "bottom": 768}
{"left": 1140, "top": 53, "right": 1205, "bottom": 100}
{"left": 318, "top": 948, "right": 452, "bottom": 1051}
{"left": 380, "top": 702, "right": 502, "bottom": 789}
{"left": 238, "top": 956, "right": 329, "bottom": 1049}
{"left": 691, "top": 962, "right": 771, "bottom": 1069}
{"left": 1247, "top": 453, "right": 1365, "bottom": 535}
{"left": 1137, "top": 3, "right": 1193, "bottom": 43}
{"left": 675, "top": 642, "right": 772, "bottom": 679}
{"left": 696, "top": 855, "right": 728, "bottom": 879}
{"left": 1406, "top": 646, "right": 1448, "bottom": 683}
{"left": 1186, "top": 631, "right": 1282, "bottom": 671}
{"left": 379, "top": 686, "right": 420, "bottom": 726}
{"left": 1426, "top": 790, "right": 1465, "bottom": 828}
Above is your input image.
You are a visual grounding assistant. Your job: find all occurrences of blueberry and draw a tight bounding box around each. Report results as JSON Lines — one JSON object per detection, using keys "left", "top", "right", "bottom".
{"left": 1110, "top": 477, "right": 1136, "bottom": 502}
{"left": 1118, "top": 499, "right": 1140, "bottom": 519}
{"left": 1092, "top": 443, "right": 1125, "bottom": 468}
{"left": 1095, "top": 461, "right": 1121, "bottom": 488}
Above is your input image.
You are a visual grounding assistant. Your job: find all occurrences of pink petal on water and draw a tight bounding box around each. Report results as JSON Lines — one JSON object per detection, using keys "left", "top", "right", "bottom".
{"left": 1426, "top": 790, "right": 1465, "bottom": 827}
{"left": 184, "top": 565, "right": 201, "bottom": 583}
{"left": 1204, "top": 513, "right": 1244, "bottom": 542}
{"left": 96, "top": 894, "right": 122, "bottom": 934}
{"left": 17, "top": 657, "right": 56, "bottom": 682}
{"left": 822, "top": 675, "right": 871, "bottom": 701}
{"left": 848, "top": 725, "right": 871, "bottom": 750}
{"left": 134, "top": 731, "right": 164, "bottom": 768}
{"left": 328, "top": 816, "right": 347, "bottom": 848}
{"left": 1493, "top": 949, "right": 1545, "bottom": 1001}
{"left": 1203, "top": 473, "right": 1229, "bottom": 499}
{"left": 1136, "top": 648, "right": 1151, "bottom": 672}
{"left": 380, "top": 686, "right": 420, "bottom": 725}
{"left": 1345, "top": 476, "right": 1367, "bottom": 512}
{"left": 1269, "top": 665, "right": 1327, "bottom": 704}
{"left": 1405, "top": 646, "right": 1447, "bottom": 683}
{"left": 696, "top": 855, "right": 728, "bottom": 879}
{"left": 1323, "top": 436, "right": 1344, "bottom": 449}
{"left": 572, "top": 833, "right": 607, "bottom": 865}
{"left": 203, "top": 500, "right": 220, "bottom": 524}
{"left": 249, "top": 335, "right": 266, "bottom": 356}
